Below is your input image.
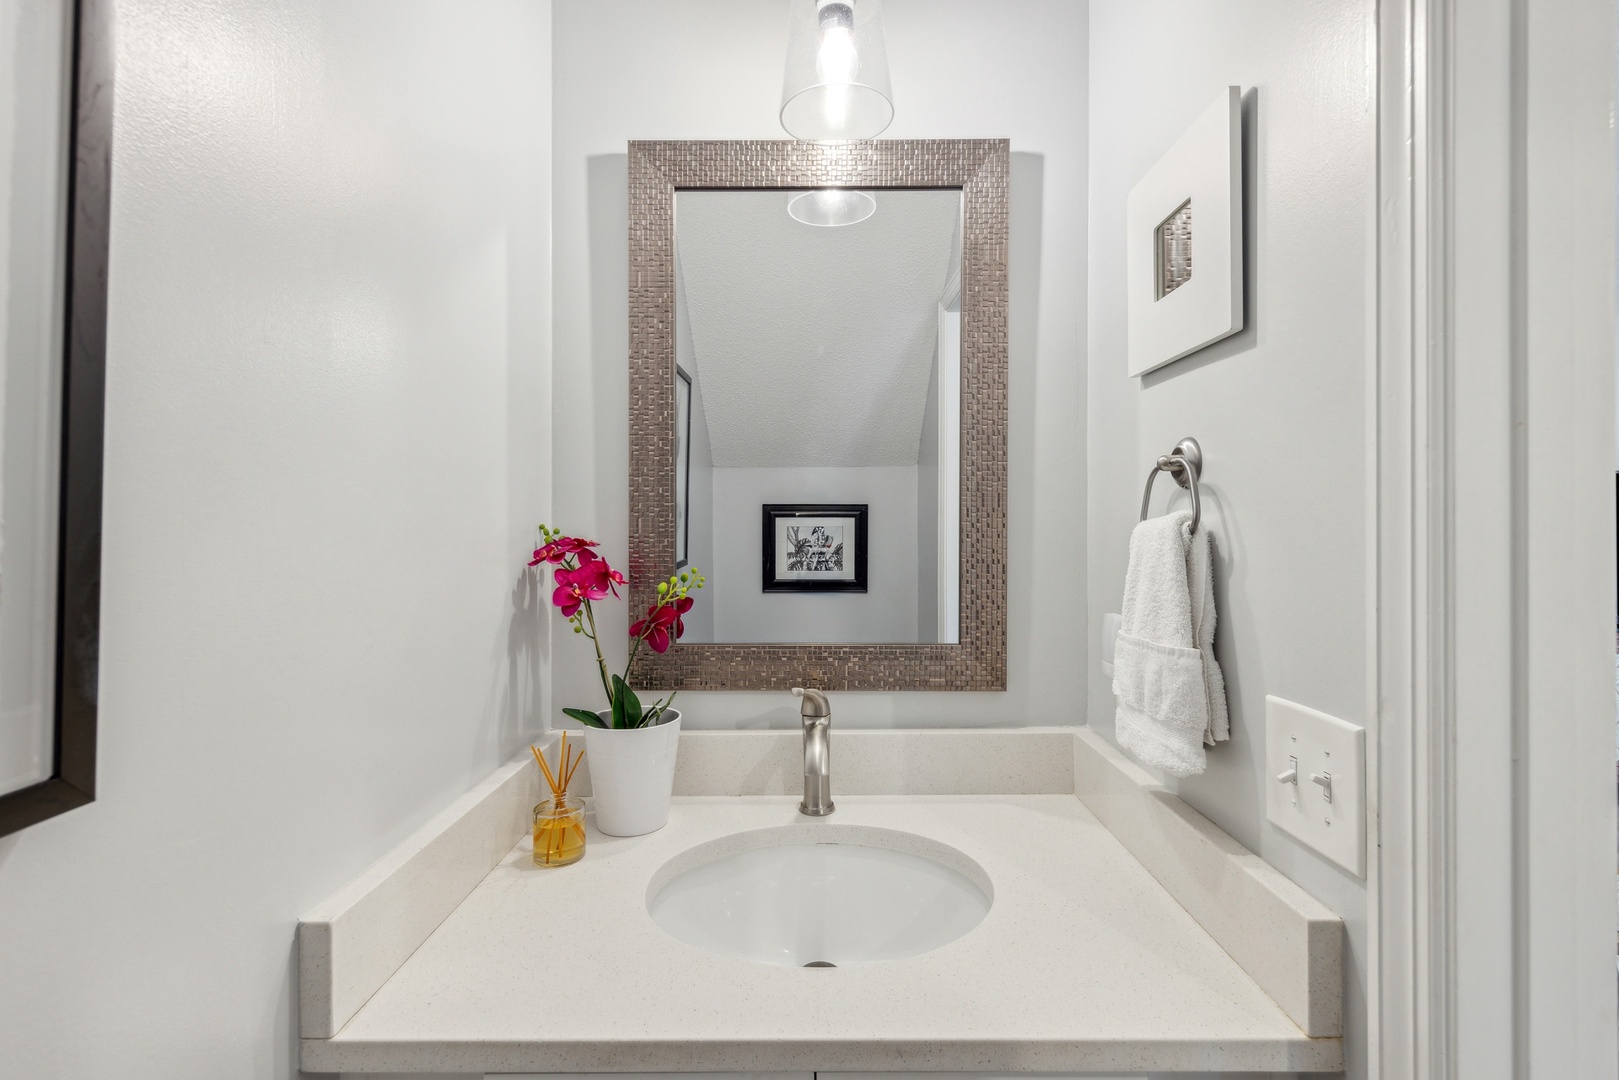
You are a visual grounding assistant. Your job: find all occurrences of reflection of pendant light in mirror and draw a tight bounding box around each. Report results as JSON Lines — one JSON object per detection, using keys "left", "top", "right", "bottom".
{"left": 780, "top": 0, "right": 894, "bottom": 141}
{"left": 787, "top": 188, "right": 876, "bottom": 227}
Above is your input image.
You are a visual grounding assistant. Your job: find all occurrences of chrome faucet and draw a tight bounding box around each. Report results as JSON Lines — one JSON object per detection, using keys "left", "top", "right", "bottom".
{"left": 793, "top": 687, "right": 833, "bottom": 816}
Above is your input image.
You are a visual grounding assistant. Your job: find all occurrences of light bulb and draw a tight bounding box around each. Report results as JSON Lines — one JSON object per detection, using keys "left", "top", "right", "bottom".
{"left": 816, "top": 24, "right": 857, "bottom": 86}
{"left": 814, "top": 3, "right": 857, "bottom": 129}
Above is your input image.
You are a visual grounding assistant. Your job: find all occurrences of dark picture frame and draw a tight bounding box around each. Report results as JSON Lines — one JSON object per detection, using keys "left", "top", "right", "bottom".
{"left": 0, "top": 0, "right": 112, "bottom": 838}
{"left": 762, "top": 504, "right": 868, "bottom": 594}
{"left": 673, "top": 366, "right": 692, "bottom": 569}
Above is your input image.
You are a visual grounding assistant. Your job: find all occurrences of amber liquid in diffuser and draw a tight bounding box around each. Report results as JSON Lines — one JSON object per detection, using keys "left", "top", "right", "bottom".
{"left": 533, "top": 798, "right": 586, "bottom": 867}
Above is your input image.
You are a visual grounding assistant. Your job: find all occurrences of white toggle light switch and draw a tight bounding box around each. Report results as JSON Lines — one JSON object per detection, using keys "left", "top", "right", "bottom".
{"left": 1265, "top": 695, "right": 1365, "bottom": 877}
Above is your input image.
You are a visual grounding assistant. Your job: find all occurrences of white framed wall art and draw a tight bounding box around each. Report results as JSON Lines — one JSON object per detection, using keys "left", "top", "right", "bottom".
{"left": 1126, "top": 85, "right": 1244, "bottom": 377}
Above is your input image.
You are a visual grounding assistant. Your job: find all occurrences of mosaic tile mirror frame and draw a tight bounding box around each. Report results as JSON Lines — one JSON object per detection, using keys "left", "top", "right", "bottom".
{"left": 626, "top": 139, "right": 1009, "bottom": 691}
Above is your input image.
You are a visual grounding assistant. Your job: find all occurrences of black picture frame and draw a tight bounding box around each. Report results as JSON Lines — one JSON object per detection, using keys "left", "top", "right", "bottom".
{"left": 0, "top": 0, "right": 112, "bottom": 838}
{"left": 674, "top": 366, "right": 692, "bottom": 570}
{"left": 761, "top": 504, "right": 868, "bottom": 593}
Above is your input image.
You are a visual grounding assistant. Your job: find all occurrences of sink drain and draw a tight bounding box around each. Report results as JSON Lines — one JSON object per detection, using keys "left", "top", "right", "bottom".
{"left": 803, "top": 960, "right": 837, "bottom": 968}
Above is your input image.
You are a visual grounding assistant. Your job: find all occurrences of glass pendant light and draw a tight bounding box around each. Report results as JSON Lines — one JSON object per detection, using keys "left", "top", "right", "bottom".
{"left": 779, "top": 0, "right": 894, "bottom": 141}
{"left": 781, "top": 1, "right": 892, "bottom": 226}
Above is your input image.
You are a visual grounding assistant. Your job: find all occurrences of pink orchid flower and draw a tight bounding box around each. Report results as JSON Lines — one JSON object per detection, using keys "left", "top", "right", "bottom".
{"left": 529, "top": 523, "right": 704, "bottom": 729}
{"left": 529, "top": 535, "right": 600, "bottom": 566}
{"left": 550, "top": 549, "right": 625, "bottom": 617}
{"left": 629, "top": 595, "right": 694, "bottom": 654}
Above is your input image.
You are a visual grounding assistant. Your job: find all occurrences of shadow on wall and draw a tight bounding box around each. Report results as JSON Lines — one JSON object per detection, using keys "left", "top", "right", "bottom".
{"left": 567, "top": 152, "right": 635, "bottom": 692}
{"left": 1141, "top": 86, "right": 1261, "bottom": 389}
{"left": 730, "top": 702, "right": 812, "bottom": 731}
{"left": 278, "top": 938, "right": 296, "bottom": 1078}
{"left": 1184, "top": 486, "right": 1263, "bottom": 816}
{"left": 1007, "top": 151, "right": 1046, "bottom": 701}
{"left": 588, "top": 151, "right": 630, "bottom": 528}
{"left": 470, "top": 565, "right": 544, "bottom": 774}
{"left": 500, "top": 567, "right": 544, "bottom": 748}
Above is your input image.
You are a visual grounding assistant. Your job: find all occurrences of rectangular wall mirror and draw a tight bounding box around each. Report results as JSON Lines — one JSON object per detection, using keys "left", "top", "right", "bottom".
{"left": 629, "top": 140, "right": 1006, "bottom": 691}
{"left": 675, "top": 187, "right": 961, "bottom": 644}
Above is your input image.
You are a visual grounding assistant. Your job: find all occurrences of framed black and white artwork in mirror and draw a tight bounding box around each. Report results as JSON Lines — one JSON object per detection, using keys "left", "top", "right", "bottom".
{"left": 761, "top": 504, "right": 868, "bottom": 594}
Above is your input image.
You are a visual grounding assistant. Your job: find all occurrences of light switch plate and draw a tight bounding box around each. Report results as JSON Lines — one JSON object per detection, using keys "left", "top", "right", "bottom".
{"left": 1101, "top": 612, "right": 1121, "bottom": 678}
{"left": 1265, "top": 695, "right": 1365, "bottom": 877}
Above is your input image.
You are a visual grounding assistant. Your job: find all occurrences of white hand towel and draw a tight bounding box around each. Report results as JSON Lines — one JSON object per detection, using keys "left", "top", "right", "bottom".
{"left": 1113, "top": 510, "right": 1229, "bottom": 776}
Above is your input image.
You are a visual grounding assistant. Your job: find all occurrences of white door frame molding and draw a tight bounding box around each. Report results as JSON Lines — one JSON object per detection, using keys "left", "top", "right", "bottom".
{"left": 1370, "top": 1, "right": 1453, "bottom": 1073}
{"left": 1373, "top": 1, "right": 1617, "bottom": 1078}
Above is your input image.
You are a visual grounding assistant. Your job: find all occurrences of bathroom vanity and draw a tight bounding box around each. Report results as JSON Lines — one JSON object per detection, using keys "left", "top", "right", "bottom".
{"left": 295, "top": 135, "right": 1336, "bottom": 1077}
{"left": 298, "top": 728, "right": 1341, "bottom": 1075}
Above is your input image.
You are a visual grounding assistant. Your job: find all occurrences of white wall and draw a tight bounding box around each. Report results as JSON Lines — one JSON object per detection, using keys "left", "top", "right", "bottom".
{"left": 680, "top": 386, "right": 716, "bottom": 642}
{"left": 0, "top": 4, "right": 552, "bottom": 1078}
{"left": 705, "top": 465, "right": 919, "bottom": 644}
{"left": 1086, "top": 3, "right": 1374, "bottom": 1079}
{"left": 916, "top": 352, "right": 940, "bottom": 641}
{"left": 551, "top": 0, "right": 1086, "bottom": 729}
{"left": 673, "top": 255, "right": 715, "bottom": 642}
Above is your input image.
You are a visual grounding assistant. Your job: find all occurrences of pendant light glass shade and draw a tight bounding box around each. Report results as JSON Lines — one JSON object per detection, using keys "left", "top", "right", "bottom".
{"left": 779, "top": 0, "right": 894, "bottom": 141}
{"left": 787, "top": 188, "right": 877, "bottom": 227}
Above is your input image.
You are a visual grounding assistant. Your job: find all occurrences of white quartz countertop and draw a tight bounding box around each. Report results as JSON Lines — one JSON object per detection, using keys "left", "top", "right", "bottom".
{"left": 301, "top": 793, "right": 1340, "bottom": 1074}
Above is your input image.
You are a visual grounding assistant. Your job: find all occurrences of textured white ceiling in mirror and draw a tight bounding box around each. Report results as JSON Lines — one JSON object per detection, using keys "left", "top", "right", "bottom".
{"left": 676, "top": 188, "right": 961, "bottom": 468}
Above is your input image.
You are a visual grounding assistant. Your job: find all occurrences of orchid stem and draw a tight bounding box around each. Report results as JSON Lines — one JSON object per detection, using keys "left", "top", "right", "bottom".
{"left": 623, "top": 591, "right": 668, "bottom": 699}
{"left": 581, "top": 600, "right": 613, "bottom": 709}
{"left": 625, "top": 622, "right": 647, "bottom": 681}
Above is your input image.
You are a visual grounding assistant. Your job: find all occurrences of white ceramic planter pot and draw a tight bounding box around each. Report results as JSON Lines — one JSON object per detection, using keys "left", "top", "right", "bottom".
{"left": 580, "top": 709, "right": 681, "bottom": 837}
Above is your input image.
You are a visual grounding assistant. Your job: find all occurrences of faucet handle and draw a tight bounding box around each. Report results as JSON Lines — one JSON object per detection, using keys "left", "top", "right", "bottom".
{"left": 792, "top": 687, "right": 831, "bottom": 717}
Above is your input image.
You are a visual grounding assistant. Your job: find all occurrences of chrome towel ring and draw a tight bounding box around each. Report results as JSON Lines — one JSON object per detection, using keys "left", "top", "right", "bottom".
{"left": 1139, "top": 437, "right": 1203, "bottom": 534}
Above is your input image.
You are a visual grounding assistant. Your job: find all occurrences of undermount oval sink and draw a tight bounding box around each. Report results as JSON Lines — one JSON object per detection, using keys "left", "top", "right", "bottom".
{"left": 646, "top": 825, "right": 992, "bottom": 967}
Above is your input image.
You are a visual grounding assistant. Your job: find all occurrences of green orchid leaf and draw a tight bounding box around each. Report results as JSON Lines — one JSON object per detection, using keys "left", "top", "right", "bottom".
{"left": 611, "top": 675, "right": 643, "bottom": 730}
{"left": 562, "top": 707, "right": 606, "bottom": 729}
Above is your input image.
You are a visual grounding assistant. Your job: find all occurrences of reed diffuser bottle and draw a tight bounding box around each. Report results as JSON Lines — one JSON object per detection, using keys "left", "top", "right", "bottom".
{"left": 531, "top": 733, "right": 586, "bottom": 868}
